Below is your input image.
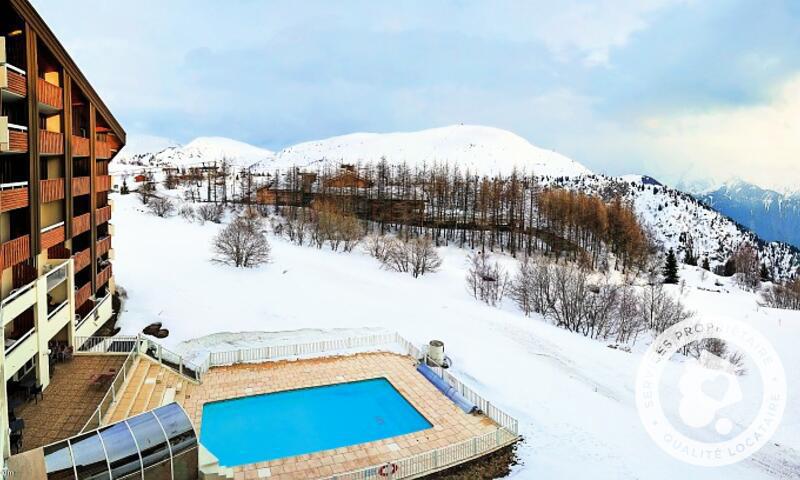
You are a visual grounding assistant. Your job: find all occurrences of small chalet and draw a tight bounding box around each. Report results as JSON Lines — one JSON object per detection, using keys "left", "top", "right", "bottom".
{"left": 323, "top": 165, "right": 373, "bottom": 189}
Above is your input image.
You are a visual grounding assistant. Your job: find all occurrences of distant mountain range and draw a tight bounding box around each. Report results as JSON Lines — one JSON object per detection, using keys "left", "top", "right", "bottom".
{"left": 692, "top": 180, "right": 800, "bottom": 250}
{"left": 115, "top": 125, "right": 800, "bottom": 279}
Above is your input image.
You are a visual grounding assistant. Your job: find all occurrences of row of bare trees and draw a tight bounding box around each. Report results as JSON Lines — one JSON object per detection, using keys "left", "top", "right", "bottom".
{"left": 762, "top": 278, "right": 800, "bottom": 310}
{"left": 505, "top": 257, "right": 693, "bottom": 343}
{"left": 275, "top": 204, "right": 363, "bottom": 252}
{"left": 255, "top": 162, "right": 651, "bottom": 273}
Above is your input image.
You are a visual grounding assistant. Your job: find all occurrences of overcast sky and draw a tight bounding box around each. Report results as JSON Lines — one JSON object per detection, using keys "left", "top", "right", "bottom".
{"left": 30, "top": 0, "right": 800, "bottom": 191}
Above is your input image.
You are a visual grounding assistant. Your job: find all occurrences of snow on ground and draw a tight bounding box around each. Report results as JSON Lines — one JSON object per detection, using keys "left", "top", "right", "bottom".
{"left": 112, "top": 192, "right": 800, "bottom": 479}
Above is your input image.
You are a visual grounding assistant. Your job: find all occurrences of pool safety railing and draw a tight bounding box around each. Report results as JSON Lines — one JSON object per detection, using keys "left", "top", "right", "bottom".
{"left": 203, "top": 332, "right": 403, "bottom": 369}
{"left": 202, "top": 331, "right": 518, "bottom": 436}
{"left": 323, "top": 428, "right": 518, "bottom": 480}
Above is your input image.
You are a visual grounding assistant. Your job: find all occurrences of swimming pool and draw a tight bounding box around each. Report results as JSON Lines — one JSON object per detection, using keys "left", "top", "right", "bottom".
{"left": 200, "top": 377, "right": 432, "bottom": 466}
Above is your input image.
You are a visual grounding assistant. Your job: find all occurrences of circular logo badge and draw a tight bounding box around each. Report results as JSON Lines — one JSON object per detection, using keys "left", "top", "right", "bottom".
{"left": 635, "top": 318, "right": 786, "bottom": 466}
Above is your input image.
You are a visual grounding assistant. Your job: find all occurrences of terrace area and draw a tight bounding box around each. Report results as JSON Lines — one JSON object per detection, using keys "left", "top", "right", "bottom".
{"left": 53, "top": 333, "right": 520, "bottom": 480}
{"left": 11, "top": 355, "right": 125, "bottom": 452}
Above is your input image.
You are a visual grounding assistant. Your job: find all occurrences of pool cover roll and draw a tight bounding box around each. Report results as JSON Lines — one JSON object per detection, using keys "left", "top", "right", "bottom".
{"left": 416, "top": 363, "right": 478, "bottom": 414}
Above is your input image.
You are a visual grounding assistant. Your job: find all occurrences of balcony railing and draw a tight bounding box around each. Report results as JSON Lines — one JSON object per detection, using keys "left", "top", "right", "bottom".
{"left": 5, "top": 66, "right": 26, "bottom": 97}
{"left": 7, "top": 124, "right": 28, "bottom": 153}
{"left": 40, "top": 178, "right": 65, "bottom": 203}
{"left": 45, "top": 260, "right": 69, "bottom": 291}
{"left": 72, "top": 176, "right": 90, "bottom": 196}
{"left": 75, "top": 282, "right": 92, "bottom": 309}
{"left": 41, "top": 221, "right": 65, "bottom": 250}
{"left": 96, "top": 263, "right": 112, "bottom": 287}
{"left": 0, "top": 181, "right": 29, "bottom": 213}
{"left": 96, "top": 236, "right": 111, "bottom": 257}
{"left": 96, "top": 175, "right": 111, "bottom": 192}
{"left": 39, "top": 130, "right": 64, "bottom": 155}
{"left": 96, "top": 139, "right": 112, "bottom": 160}
{"left": 96, "top": 205, "right": 111, "bottom": 226}
{"left": 0, "top": 235, "right": 30, "bottom": 270}
{"left": 74, "top": 247, "right": 91, "bottom": 272}
{"left": 5, "top": 327, "right": 35, "bottom": 355}
{"left": 47, "top": 299, "right": 69, "bottom": 321}
{"left": 37, "top": 78, "right": 63, "bottom": 110}
{"left": 72, "top": 135, "right": 90, "bottom": 157}
{"left": 73, "top": 212, "right": 91, "bottom": 236}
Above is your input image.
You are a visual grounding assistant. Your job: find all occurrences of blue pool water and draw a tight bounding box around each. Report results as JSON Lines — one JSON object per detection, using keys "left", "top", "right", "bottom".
{"left": 200, "top": 377, "right": 432, "bottom": 466}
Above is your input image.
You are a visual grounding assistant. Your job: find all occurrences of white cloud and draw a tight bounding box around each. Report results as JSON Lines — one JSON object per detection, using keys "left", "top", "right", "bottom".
{"left": 635, "top": 74, "right": 800, "bottom": 190}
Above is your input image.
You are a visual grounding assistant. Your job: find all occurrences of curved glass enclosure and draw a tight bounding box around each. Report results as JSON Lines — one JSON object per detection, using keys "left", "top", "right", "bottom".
{"left": 43, "top": 403, "right": 198, "bottom": 480}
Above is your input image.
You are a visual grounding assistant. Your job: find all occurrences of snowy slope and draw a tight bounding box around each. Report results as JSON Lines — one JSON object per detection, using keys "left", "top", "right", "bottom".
{"left": 274, "top": 125, "right": 591, "bottom": 177}
{"left": 554, "top": 175, "right": 800, "bottom": 279}
{"left": 113, "top": 127, "right": 799, "bottom": 277}
{"left": 111, "top": 192, "right": 800, "bottom": 480}
{"left": 115, "top": 137, "right": 275, "bottom": 173}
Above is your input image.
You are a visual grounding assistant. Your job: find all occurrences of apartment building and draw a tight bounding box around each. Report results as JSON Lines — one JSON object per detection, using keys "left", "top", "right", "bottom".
{"left": 0, "top": 0, "right": 125, "bottom": 462}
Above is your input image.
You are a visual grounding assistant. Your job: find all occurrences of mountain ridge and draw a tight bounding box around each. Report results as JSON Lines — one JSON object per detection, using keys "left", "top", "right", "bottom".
{"left": 114, "top": 125, "right": 800, "bottom": 279}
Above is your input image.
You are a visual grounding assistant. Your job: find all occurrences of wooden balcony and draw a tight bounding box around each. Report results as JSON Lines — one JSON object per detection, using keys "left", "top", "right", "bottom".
{"left": 95, "top": 205, "right": 111, "bottom": 226}
{"left": 75, "top": 282, "right": 92, "bottom": 309}
{"left": 72, "top": 212, "right": 91, "bottom": 235}
{"left": 40, "top": 178, "right": 65, "bottom": 203}
{"left": 96, "top": 139, "right": 112, "bottom": 160}
{"left": 72, "top": 135, "right": 90, "bottom": 157}
{"left": 96, "top": 175, "right": 111, "bottom": 192}
{"left": 96, "top": 263, "right": 112, "bottom": 287}
{"left": 41, "top": 223, "right": 65, "bottom": 250}
{"left": 0, "top": 183, "right": 29, "bottom": 213}
{"left": 7, "top": 128, "right": 27, "bottom": 153}
{"left": 37, "top": 78, "right": 63, "bottom": 111}
{"left": 96, "top": 236, "right": 111, "bottom": 257}
{"left": 72, "top": 176, "right": 90, "bottom": 196}
{"left": 6, "top": 69, "right": 27, "bottom": 97}
{"left": 0, "top": 235, "right": 30, "bottom": 271}
{"left": 39, "top": 130, "right": 64, "bottom": 156}
{"left": 73, "top": 247, "right": 91, "bottom": 272}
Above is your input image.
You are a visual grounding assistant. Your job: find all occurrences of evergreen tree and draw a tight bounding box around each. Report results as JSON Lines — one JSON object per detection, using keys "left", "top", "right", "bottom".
{"left": 701, "top": 257, "right": 710, "bottom": 271}
{"left": 684, "top": 249, "right": 697, "bottom": 267}
{"left": 760, "top": 263, "right": 772, "bottom": 283}
{"left": 663, "top": 249, "right": 679, "bottom": 284}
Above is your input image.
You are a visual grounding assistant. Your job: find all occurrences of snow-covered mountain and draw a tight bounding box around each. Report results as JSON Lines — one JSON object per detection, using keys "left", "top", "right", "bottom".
{"left": 555, "top": 175, "right": 800, "bottom": 279}
{"left": 274, "top": 125, "right": 591, "bottom": 177}
{"left": 117, "top": 126, "right": 800, "bottom": 278}
{"left": 692, "top": 180, "right": 800, "bottom": 249}
{"left": 115, "top": 137, "right": 275, "bottom": 172}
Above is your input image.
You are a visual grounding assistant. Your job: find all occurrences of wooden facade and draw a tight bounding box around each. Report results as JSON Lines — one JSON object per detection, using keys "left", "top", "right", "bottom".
{"left": 323, "top": 170, "right": 373, "bottom": 189}
{"left": 0, "top": 185, "right": 28, "bottom": 212}
{"left": 1, "top": 0, "right": 126, "bottom": 318}
{"left": 5, "top": 69, "right": 26, "bottom": 97}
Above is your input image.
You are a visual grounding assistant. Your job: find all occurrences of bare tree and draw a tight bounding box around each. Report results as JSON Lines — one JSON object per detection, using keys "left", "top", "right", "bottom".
{"left": 408, "top": 236, "right": 443, "bottom": 278}
{"left": 510, "top": 256, "right": 555, "bottom": 316}
{"left": 197, "top": 203, "right": 224, "bottom": 224}
{"left": 179, "top": 204, "right": 196, "bottom": 222}
{"left": 212, "top": 216, "right": 271, "bottom": 267}
{"left": 148, "top": 196, "right": 175, "bottom": 217}
{"left": 639, "top": 283, "right": 693, "bottom": 334}
{"left": 466, "top": 251, "right": 508, "bottom": 306}
{"left": 732, "top": 243, "right": 761, "bottom": 290}
{"left": 762, "top": 278, "right": 800, "bottom": 310}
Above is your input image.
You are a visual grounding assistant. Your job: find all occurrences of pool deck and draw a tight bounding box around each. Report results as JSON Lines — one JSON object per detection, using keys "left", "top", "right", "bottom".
{"left": 103, "top": 352, "right": 502, "bottom": 479}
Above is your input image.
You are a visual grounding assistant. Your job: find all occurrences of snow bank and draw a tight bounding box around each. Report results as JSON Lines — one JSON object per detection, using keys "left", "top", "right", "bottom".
{"left": 112, "top": 192, "right": 799, "bottom": 479}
